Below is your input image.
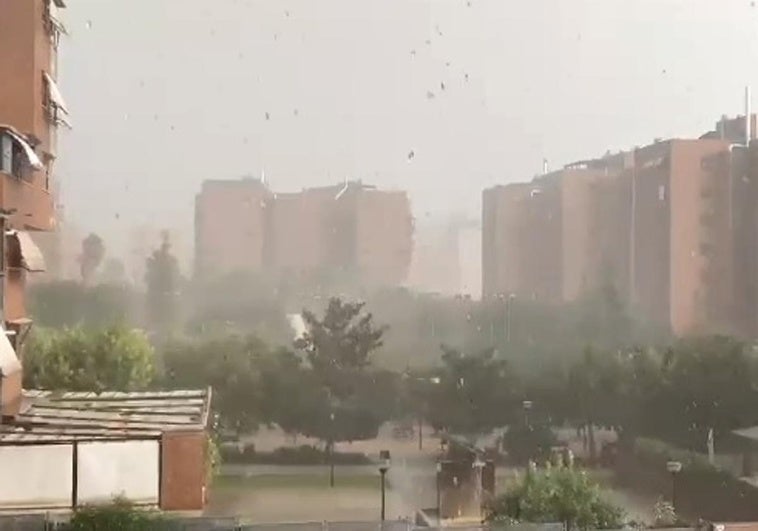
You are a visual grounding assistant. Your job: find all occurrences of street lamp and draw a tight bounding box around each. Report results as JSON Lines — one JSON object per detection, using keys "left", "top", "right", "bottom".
{"left": 506, "top": 293, "right": 516, "bottom": 343}
{"left": 379, "top": 450, "right": 391, "bottom": 522}
{"left": 436, "top": 461, "right": 443, "bottom": 522}
{"left": 522, "top": 400, "right": 533, "bottom": 428}
{"left": 472, "top": 455, "right": 486, "bottom": 523}
{"left": 329, "top": 411, "right": 335, "bottom": 488}
{"left": 666, "top": 460, "right": 682, "bottom": 513}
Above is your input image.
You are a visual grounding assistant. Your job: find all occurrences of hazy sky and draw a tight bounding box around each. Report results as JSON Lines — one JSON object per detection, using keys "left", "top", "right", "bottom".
{"left": 57, "top": 0, "right": 758, "bottom": 259}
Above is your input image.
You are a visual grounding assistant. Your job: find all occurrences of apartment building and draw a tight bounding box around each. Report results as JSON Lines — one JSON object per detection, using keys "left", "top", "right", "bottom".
{"left": 195, "top": 179, "right": 414, "bottom": 289}
{"left": 482, "top": 154, "right": 630, "bottom": 304}
{"left": 482, "top": 183, "right": 530, "bottom": 299}
{"left": 0, "top": 0, "right": 68, "bottom": 415}
{"left": 630, "top": 138, "right": 735, "bottom": 335}
{"left": 194, "top": 178, "right": 269, "bottom": 279}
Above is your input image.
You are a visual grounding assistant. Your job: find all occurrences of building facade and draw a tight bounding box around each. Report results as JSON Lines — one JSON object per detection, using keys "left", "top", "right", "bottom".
{"left": 482, "top": 118, "right": 758, "bottom": 337}
{"left": 0, "top": 0, "right": 67, "bottom": 414}
{"left": 194, "top": 178, "right": 269, "bottom": 279}
{"left": 195, "top": 179, "right": 414, "bottom": 289}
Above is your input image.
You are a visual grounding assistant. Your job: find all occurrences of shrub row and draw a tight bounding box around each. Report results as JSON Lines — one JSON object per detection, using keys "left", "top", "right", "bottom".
{"left": 220, "top": 444, "right": 371, "bottom": 465}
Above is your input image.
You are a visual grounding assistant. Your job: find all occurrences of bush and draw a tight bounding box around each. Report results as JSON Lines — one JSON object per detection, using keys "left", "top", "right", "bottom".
{"left": 488, "top": 464, "right": 625, "bottom": 530}
{"left": 66, "top": 498, "right": 166, "bottom": 531}
{"left": 220, "top": 444, "right": 371, "bottom": 465}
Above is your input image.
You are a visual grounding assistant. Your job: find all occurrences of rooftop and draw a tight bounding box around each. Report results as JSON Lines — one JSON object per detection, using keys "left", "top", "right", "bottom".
{"left": 0, "top": 388, "right": 211, "bottom": 444}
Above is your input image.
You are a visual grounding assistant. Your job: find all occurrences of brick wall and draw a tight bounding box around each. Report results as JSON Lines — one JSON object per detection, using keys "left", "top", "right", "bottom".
{"left": 160, "top": 431, "right": 206, "bottom": 511}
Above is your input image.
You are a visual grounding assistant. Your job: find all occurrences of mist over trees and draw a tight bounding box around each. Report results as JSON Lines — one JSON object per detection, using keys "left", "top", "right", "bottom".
{"left": 26, "top": 232, "right": 758, "bottom": 458}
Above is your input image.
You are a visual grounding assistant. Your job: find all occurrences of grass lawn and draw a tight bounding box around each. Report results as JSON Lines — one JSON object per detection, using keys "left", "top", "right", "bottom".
{"left": 213, "top": 473, "right": 381, "bottom": 490}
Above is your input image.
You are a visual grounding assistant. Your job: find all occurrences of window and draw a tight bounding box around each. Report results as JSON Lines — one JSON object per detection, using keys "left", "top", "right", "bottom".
{"left": 0, "top": 130, "right": 44, "bottom": 180}
{"left": 43, "top": 72, "right": 71, "bottom": 128}
{"left": 658, "top": 184, "right": 666, "bottom": 201}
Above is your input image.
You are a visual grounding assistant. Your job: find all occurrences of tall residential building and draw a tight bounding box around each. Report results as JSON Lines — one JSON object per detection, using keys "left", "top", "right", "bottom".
{"left": 482, "top": 154, "right": 630, "bottom": 304}
{"left": 482, "top": 183, "right": 531, "bottom": 299}
{"left": 0, "top": 0, "right": 67, "bottom": 413}
{"left": 194, "top": 178, "right": 269, "bottom": 279}
{"left": 631, "top": 138, "right": 734, "bottom": 336}
{"left": 194, "top": 179, "right": 413, "bottom": 289}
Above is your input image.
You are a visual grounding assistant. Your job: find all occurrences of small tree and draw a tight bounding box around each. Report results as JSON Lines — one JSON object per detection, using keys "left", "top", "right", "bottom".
{"left": 294, "top": 297, "right": 389, "bottom": 445}
{"left": 80, "top": 233, "right": 105, "bottom": 285}
{"left": 24, "top": 326, "right": 155, "bottom": 392}
{"left": 145, "top": 232, "right": 181, "bottom": 335}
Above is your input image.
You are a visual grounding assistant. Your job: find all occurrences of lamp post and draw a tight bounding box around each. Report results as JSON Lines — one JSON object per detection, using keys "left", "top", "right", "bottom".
{"left": 472, "top": 455, "right": 486, "bottom": 523}
{"left": 329, "top": 411, "right": 335, "bottom": 488}
{"left": 436, "top": 461, "right": 442, "bottom": 522}
{"left": 666, "top": 460, "right": 682, "bottom": 513}
{"left": 379, "top": 450, "right": 391, "bottom": 522}
{"left": 522, "top": 400, "right": 533, "bottom": 428}
{"left": 506, "top": 293, "right": 516, "bottom": 342}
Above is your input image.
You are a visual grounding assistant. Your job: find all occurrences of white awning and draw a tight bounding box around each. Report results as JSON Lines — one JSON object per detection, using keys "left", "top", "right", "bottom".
{"left": 48, "top": 2, "right": 68, "bottom": 36}
{"left": 43, "top": 72, "right": 69, "bottom": 115}
{"left": 0, "top": 329, "right": 21, "bottom": 377}
{"left": 13, "top": 231, "right": 46, "bottom": 272}
{"left": 3, "top": 130, "right": 44, "bottom": 171}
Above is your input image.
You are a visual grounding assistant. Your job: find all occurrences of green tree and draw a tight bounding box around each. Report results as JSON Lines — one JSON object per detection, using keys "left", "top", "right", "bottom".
{"left": 145, "top": 232, "right": 181, "bottom": 335}
{"left": 294, "top": 297, "right": 390, "bottom": 443}
{"left": 422, "top": 346, "right": 520, "bottom": 435}
{"left": 648, "top": 335, "right": 758, "bottom": 448}
{"left": 80, "top": 233, "right": 105, "bottom": 285}
{"left": 29, "top": 280, "right": 138, "bottom": 328}
{"left": 488, "top": 464, "right": 625, "bottom": 530}
{"left": 161, "top": 335, "right": 263, "bottom": 436}
{"left": 24, "top": 326, "right": 155, "bottom": 392}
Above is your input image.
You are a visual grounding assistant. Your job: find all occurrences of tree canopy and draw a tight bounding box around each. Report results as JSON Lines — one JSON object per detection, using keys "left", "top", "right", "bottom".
{"left": 24, "top": 326, "right": 155, "bottom": 392}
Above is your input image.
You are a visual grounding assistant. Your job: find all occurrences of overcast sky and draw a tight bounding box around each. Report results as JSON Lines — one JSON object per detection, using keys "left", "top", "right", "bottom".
{"left": 57, "top": 0, "right": 758, "bottom": 258}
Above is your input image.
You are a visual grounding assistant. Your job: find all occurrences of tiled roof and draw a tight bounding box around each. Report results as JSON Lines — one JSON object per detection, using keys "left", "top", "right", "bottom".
{"left": 0, "top": 388, "right": 211, "bottom": 444}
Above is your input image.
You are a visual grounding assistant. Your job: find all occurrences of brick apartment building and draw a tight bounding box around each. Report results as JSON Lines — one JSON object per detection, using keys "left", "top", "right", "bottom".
{"left": 194, "top": 178, "right": 270, "bottom": 279}
{"left": 482, "top": 155, "right": 630, "bottom": 305}
{"left": 195, "top": 179, "right": 413, "bottom": 289}
{"left": 0, "top": 0, "right": 69, "bottom": 415}
{"left": 483, "top": 113, "right": 758, "bottom": 338}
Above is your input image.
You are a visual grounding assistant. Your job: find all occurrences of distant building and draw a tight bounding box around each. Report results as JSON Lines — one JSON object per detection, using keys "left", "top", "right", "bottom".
{"left": 482, "top": 154, "right": 631, "bottom": 304}
{"left": 194, "top": 179, "right": 413, "bottom": 289}
{"left": 631, "top": 138, "right": 734, "bottom": 335}
{"left": 482, "top": 122, "right": 758, "bottom": 337}
{"left": 194, "top": 178, "right": 269, "bottom": 279}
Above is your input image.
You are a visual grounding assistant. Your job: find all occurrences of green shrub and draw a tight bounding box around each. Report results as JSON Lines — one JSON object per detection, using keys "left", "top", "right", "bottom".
{"left": 488, "top": 464, "right": 625, "bottom": 530}
{"left": 66, "top": 498, "right": 166, "bottom": 531}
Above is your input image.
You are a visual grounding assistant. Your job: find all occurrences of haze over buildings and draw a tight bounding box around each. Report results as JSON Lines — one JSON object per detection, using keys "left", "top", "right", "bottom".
{"left": 53, "top": 0, "right": 758, "bottom": 269}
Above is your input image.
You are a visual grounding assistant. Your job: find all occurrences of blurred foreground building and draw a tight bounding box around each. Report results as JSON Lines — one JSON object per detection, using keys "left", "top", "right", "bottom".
{"left": 483, "top": 111, "right": 758, "bottom": 338}
{"left": 0, "top": 0, "right": 69, "bottom": 415}
{"left": 195, "top": 179, "right": 413, "bottom": 289}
